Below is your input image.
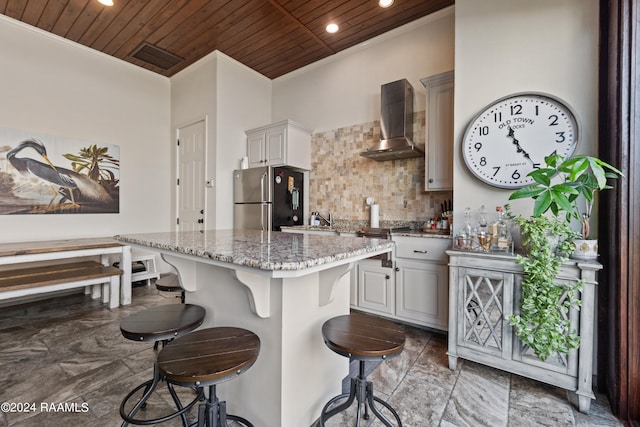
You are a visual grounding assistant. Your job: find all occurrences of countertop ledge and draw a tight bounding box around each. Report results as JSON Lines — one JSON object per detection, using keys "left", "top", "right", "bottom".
{"left": 114, "top": 230, "right": 395, "bottom": 272}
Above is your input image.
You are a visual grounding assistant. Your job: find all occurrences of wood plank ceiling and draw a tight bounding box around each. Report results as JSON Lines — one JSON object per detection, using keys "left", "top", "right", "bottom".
{"left": 0, "top": 0, "right": 453, "bottom": 79}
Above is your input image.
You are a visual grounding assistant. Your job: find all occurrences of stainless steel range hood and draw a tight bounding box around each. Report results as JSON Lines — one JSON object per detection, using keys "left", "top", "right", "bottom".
{"left": 360, "top": 79, "right": 424, "bottom": 161}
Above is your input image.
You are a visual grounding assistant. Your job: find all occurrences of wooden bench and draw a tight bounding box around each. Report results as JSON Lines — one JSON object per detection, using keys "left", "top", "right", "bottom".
{"left": 0, "top": 261, "right": 123, "bottom": 309}
{"left": 0, "top": 238, "right": 132, "bottom": 306}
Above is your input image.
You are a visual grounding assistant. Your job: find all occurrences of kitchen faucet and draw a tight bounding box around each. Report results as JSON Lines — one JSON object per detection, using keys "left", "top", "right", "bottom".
{"left": 314, "top": 212, "right": 333, "bottom": 227}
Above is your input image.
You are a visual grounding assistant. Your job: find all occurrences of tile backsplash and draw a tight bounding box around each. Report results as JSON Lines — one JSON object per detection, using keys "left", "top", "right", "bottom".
{"left": 309, "top": 111, "right": 453, "bottom": 224}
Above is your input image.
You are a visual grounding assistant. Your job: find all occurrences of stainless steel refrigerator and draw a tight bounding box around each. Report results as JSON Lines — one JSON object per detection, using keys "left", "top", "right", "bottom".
{"left": 233, "top": 166, "right": 304, "bottom": 231}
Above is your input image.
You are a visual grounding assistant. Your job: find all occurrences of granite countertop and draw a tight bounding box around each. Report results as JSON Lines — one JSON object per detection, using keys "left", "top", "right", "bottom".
{"left": 391, "top": 230, "right": 452, "bottom": 239}
{"left": 281, "top": 225, "right": 452, "bottom": 239}
{"left": 114, "top": 229, "right": 394, "bottom": 272}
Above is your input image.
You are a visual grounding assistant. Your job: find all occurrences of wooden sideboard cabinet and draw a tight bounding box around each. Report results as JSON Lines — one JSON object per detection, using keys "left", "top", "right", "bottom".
{"left": 446, "top": 249, "right": 602, "bottom": 413}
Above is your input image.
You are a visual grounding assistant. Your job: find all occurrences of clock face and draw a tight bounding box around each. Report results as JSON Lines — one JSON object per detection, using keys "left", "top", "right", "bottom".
{"left": 462, "top": 93, "right": 579, "bottom": 189}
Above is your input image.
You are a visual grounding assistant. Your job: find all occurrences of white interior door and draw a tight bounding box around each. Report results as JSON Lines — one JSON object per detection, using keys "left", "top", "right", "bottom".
{"left": 177, "top": 120, "right": 206, "bottom": 232}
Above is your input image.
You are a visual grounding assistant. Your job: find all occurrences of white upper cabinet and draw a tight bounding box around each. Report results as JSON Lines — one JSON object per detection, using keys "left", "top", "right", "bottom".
{"left": 421, "top": 71, "right": 454, "bottom": 191}
{"left": 245, "top": 120, "right": 311, "bottom": 170}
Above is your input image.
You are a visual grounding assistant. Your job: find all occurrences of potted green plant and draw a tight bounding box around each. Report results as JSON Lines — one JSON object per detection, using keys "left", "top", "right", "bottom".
{"left": 504, "top": 210, "right": 581, "bottom": 361}
{"left": 504, "top": 153, "right": 622, "bottom": 361}
{"left": 508, "top": 153, "right": 623, "bottom": 259}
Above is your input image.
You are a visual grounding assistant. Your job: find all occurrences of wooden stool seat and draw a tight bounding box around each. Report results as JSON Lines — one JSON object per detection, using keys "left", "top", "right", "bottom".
{"left": 155, "top": 273, "right": 185, "bottom": 303}
{"left": 120, "top": 304, "right": 205, "bottom": 343}
{"left": 155, "top": 273, "right": 182, "bottom": 292}
{"left": 145, "top": 327, "right": 260, "bottom": 426}
{"left": 322, "top": 313, "right": 405, "bottom": 360}
{"left": 158, "top": 327, "right": 260, "bottom": 386}
{"left": 319, "top": 314, "right": 406, "bottom": 426}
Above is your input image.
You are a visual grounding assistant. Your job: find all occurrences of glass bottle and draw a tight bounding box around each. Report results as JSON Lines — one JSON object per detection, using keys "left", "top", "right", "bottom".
{"left": 490, "top": 206, "right": 512, "bottom": 252}
{"left": 476, "top": 205, "right": 490, "bottom": 251}
{"left": 477, "top": 205, "right": 488, "bottom": 235}
{"left": 455, "top": 207, "right": 473, "bottom": 249}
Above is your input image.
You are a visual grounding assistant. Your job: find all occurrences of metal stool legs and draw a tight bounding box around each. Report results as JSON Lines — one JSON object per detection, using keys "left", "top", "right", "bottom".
{"left": 120, "top": 363, "right": 203, "bottom": 426}
{"left": 319, "top": 360, "right": 402, "bottom": 427}
{"left": 196, "top": 384, "right": 254, "bottom": 427}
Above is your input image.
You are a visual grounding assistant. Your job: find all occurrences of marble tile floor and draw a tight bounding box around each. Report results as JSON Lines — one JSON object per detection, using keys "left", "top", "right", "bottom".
{"left": 0, "top": 285, "right": 623, "bottom": 427}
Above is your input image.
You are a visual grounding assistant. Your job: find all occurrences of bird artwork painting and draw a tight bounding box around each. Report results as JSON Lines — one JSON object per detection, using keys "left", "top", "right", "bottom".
{"left": 1, "top": 137, "right": 119, "bottom": 214}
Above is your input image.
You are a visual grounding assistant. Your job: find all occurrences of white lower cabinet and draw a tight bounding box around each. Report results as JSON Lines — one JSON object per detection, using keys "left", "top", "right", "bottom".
{"left": 395, "top": 258, "right": 448, "bottom": 330}
{"left": 280, "top": 227, "right": 451, "bottom": 331}
{"left": 356, "top": 236, "right": 450, "bottom": 331}
{"left": 357, "top": 259, "right": 395, "bottom": 315}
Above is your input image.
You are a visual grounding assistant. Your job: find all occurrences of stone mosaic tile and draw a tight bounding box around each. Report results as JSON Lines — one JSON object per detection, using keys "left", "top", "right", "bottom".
{"left": 309, "top": 112, "right": 453, "bottom": 224}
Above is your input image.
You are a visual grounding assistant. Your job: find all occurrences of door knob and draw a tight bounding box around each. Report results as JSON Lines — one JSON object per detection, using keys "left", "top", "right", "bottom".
{"left": 197, "top": 219, "right": 204, "bottom": 224}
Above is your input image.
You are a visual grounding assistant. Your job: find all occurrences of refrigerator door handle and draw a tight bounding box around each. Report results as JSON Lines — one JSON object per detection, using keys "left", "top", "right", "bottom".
{"left": 260, "top": 171, "right": 267, "bottom": 203}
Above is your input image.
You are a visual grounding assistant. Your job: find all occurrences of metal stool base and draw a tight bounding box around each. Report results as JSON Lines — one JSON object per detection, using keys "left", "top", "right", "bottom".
{"left": 319, "top": 360, "right": 402, "bottom": 427}
{"left": 196, "top": 384, "right": 253, "bottom": 427}
{"left": 120, "top": 363, "right": 203, "bottom": 426}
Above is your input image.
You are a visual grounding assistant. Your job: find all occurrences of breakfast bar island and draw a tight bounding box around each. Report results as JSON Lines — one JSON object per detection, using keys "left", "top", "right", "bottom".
{"left": 114, "top": 229, "right": 394, "bottom": 427}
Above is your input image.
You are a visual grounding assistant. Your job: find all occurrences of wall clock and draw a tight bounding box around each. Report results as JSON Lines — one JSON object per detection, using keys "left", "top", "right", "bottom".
{"left": 462, "top": 92, "right": 579, "bottom": 189}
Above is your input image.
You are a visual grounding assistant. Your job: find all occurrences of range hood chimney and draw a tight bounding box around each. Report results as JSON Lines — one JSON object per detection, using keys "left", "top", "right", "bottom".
{"left": 360, "top": 79, "right": 424, "bottom": 161}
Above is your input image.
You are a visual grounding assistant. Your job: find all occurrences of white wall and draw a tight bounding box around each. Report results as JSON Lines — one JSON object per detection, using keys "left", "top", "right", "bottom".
{"left": 453, "top": 0, "right": 599, "bottom": 223}
{"left": 0, "top": 15, "right": 171, "bottom": 243}
{"left": 170, "top": 51, "right": 271, "bottom": 229}
{"left": 214, "top": 53, "right": 272, "bottom": 228}
{"left": 272, "top": 7, "right": 455, "bottom": 132}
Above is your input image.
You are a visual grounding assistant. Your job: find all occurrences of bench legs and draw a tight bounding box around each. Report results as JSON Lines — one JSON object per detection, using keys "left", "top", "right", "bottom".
{"left": 93, "top": 278, "right": 121, "bottom": 309}
{"left": 108, "top": 276, "right": 120, "bottom": 309}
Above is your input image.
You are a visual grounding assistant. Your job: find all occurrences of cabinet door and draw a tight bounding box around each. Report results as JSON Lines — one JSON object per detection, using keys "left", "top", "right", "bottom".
{"left": 395, "top": 259, "right": 448, "bottom": 330}
{"left": 265, "top": 127, "right": 286, "bottom": 166}
{"left": 456, "top": 267, "right": 513, "bottom": 359}
{"left": 422, "top": 71, "right": 453, "bottom": 191}
{"left": 511, "top": 274, "right": 580, "bottom": 376}
{"left": 247, "top": 132, "right": 265, "bottom": 167}
{"left": 357, "top": 260, "right": 394, "bottom": 315}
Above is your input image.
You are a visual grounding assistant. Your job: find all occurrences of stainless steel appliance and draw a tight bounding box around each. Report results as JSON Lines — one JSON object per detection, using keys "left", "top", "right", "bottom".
{"left": 356, "top": 227, "right": 410, "bottom": 267}
{"left": 360, "top": 79, "right": 424, "bottom": 161}
{"left": 233, "top": 166, "right": 304, "bottom": 231}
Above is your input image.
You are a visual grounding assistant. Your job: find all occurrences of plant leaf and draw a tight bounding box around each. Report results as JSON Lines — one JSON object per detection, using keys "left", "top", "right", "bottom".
{"left": 509, "top": 186, "right": 545, "bottom": 200}
{"left": 533, "top": 191, "right": 552, "bottom": 216}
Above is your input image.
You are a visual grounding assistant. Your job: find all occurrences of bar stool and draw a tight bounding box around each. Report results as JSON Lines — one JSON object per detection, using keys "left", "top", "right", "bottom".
{"left": 152, "top": 273, "right": 186, "bottom": 351}
{"left": 120, "top": 304, "right": 206, "bottom": 426}
{"left": 319, "top": 314, "right": 406, "bottom": 427}
{"left": 138, "top": 327, "right": 260, "bottom": 426}
{"left": 155, "top": 273, "right": 185, "bottom": 303}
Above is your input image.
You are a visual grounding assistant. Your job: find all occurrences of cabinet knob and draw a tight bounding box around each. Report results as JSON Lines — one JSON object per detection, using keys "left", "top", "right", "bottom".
{"left": 428, "top": 178, "right": 434, "bottom": 183}
{"left": 385, "top": 275, "right": 390, "bottom": 280}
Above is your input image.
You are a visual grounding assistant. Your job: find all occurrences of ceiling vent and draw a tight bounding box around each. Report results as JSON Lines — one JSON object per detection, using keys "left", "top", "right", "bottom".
{"left": 131, "top": 43, "right": 183, "bottom": 70}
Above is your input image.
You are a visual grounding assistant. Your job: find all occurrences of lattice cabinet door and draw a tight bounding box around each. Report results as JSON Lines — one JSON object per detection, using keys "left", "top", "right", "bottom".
{"left": 455, "top": 267, "right": 514, "bottom": 361}
{"left": 511, "top": 274, "right": 581, "bottom": 377}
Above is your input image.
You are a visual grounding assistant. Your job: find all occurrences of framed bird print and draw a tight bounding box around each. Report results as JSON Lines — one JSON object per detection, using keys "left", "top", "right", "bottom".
{"left": 0, "top": 128, "right": 120, "bottom": 214}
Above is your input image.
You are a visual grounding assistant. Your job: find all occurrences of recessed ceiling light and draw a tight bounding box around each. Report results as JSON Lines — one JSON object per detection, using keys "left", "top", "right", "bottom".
{"left": 379, "top": 0, "right": 394, "bottom": 7}
{"left": 326, "top": 23, "right": 339, "bottom": 34}
{"left": 98, "top": 0, "right": 114, "bottom": 6}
